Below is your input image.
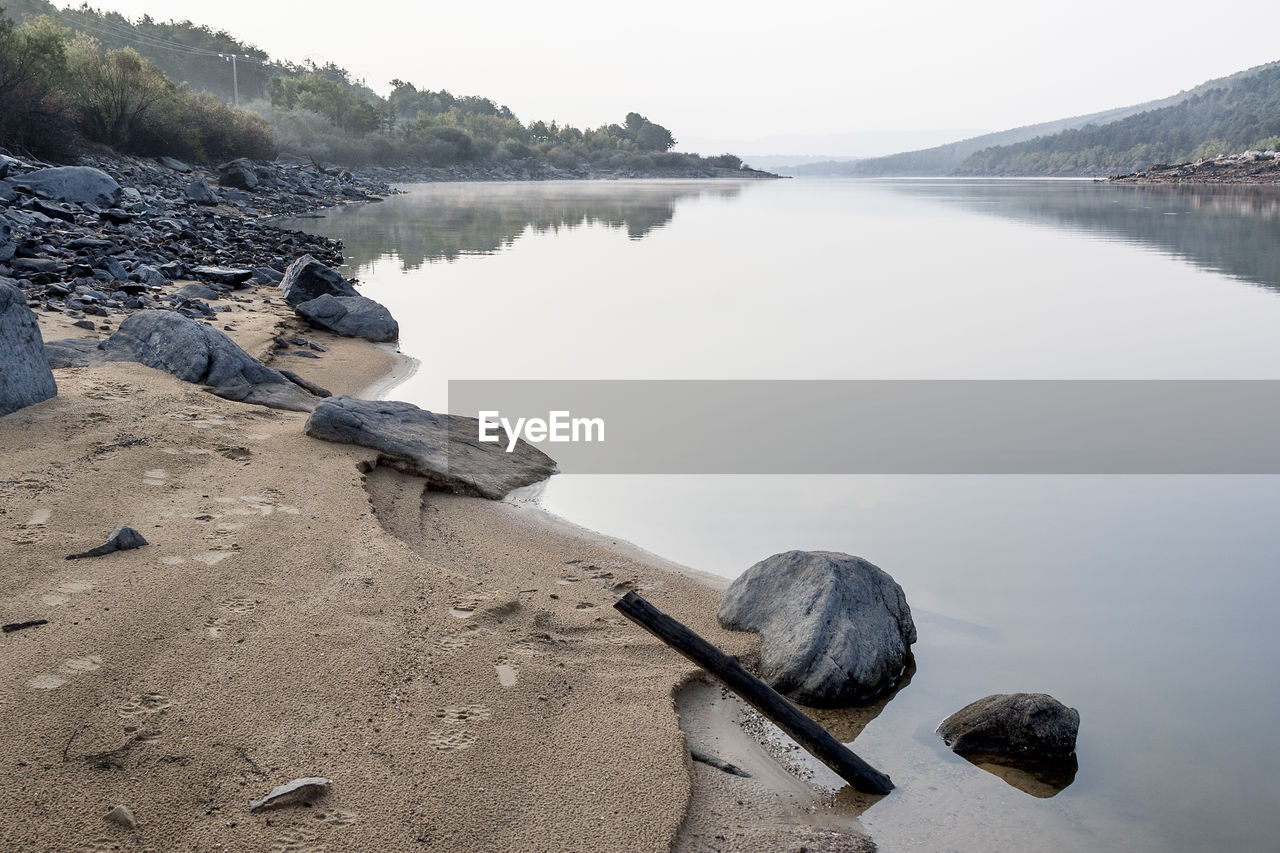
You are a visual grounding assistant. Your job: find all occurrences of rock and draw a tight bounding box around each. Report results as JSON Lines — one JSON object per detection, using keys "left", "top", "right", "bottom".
{"left": 304, "top": 396, "right": 557, "bottom": 499}
{"left": 185, "top": 178, "right": 218, "bottom": 206}
{"left": 937, "top": 693, "right": 1080, "bottom": 760}
{"left": 717, "top": 551, "right": 916, "bottom": 705}
{"left": 278, "top": 369, "right": 331, "bottom": 398}
{"left": 218, "top": 158, "right": 259, "bottom": 191}
{"left": 12, "top": 166, "right": 123, "bottom": 207}
{"left": 105, "top": 804, "right": 136, "bottom": 829}
{"left": 43, "top": 337, "right": 101, "bottom": 367}
{"left": 279, "top": 254, "right": 358, "bottom": 306}
{"left": 0, "top": 280, "right": 57, "bottom": 418}
{"left": 294, "top": 293, "right": 399, "bottom": 342}
{"left": 190, "top": 265, "right": 253, "bottom": 286}
{"left": 132, "top": 264, "right": 167, "bottom": 287}
{"left": 31, "top": 198, "right": 78, "bottom": 222}
{"left": 55, "top": 310, "right": 318, "bottom": 411}
{"left": 171, "top": 283, "right": 222, "bottom": 301}
{"left": 248, "top": 777, "right": 330, "bottom": 812}
{"left": 71, "top": 319, "right": 96, "bottom": 330}
{"left": 158, "top": 156, "right": 191, "bottom": 173}
{"left": 66, "top": 525, "right": 149, "bottom": 560}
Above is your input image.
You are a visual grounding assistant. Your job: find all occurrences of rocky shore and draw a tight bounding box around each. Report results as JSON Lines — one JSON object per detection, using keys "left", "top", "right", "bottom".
{"left": 1108, "top": 149, "right": 1280, "bottom": 184}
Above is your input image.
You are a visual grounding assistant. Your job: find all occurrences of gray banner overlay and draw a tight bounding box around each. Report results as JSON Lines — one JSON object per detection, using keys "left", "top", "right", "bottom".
{"left": 447, "top": 380, "right": 1280, "bottom": 474}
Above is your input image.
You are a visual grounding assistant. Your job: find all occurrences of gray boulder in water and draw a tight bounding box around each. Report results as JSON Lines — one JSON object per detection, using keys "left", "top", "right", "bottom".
{"left": 12, "top": 166, "right": 123, "bottom": 207}
{"left": 304, "top": 396, "right": 557, "bottom": 499}
{"left": 279, "top": 255, "right": 358, "bottom": 306}
{"left": 0, "top": 280, "right": 58, "bottom": 417}
{"left": 937, "top": 693, "right": 1079, "bottom": 760}
{"left": 717, "top": 550, "right": 916, "bottom": 705}
{"left": 295, "top": 293, "right": 399, "bottom": 342}
{"left": 46, "top": 310, "right": 317, "bottom": 412}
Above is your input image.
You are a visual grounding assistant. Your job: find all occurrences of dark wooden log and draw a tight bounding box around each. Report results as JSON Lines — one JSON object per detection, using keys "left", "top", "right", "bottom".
{"left": 613, "top": 591, "right": 893, "bottom": 794}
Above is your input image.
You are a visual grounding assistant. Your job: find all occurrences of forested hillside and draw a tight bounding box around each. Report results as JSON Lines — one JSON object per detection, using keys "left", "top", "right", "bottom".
{"left": 955, "top": 64, "right": 1280, "bottom": 176}
{"left": 797, "top": 61, "right": 1280, "bottom": 178}
{"left": 0, "top": 2, "right": 752, "bottom": 173}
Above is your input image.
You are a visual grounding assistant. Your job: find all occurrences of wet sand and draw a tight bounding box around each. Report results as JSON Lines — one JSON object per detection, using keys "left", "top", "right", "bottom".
{"left": 0, "top": 287, "right": 871, "bottom": 851}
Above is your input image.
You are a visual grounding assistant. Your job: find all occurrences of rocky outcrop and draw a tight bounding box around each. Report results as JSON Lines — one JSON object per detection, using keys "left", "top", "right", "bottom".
{"left": 11, "top": 166, "right": 122, "bottom": 207}
{"left": 279, "top": 255, "right": 359, "bottom": 306}
{"left": 294, "top": 293, "right": 399, "bottom": 342}
{"left": 0, "top": 279, "right": 57, "bottom": 417}
{"left": 304, "top": 396, "right": 557, "bottom": 499}
{"left": 937, "top": 693, "right": 1080, "bottom": 760}
{"left": 47, "top": 310, "right": 318, "bottom": 412}
{"left": 717, "top": 550, "right": 916, "bottom": 706}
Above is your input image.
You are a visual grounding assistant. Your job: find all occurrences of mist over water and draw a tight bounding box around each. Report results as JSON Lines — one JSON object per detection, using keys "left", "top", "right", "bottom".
{"left": 286, "top": 178, "right": 1280, "bottom": 852}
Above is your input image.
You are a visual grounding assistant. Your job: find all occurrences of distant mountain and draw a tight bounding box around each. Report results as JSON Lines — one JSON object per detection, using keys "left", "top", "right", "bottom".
{"left": 798, "top": 61, "right": 1280, "bottom": 177}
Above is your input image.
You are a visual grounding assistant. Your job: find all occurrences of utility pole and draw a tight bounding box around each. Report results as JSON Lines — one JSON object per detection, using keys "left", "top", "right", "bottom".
{"left": 219, "top": 54, "right": 240, "bottom": 107}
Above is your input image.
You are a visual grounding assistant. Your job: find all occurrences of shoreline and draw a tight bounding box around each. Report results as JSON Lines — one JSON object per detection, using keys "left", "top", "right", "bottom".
{"left": 1, "top": 154, "right": 863, "bottom": 851}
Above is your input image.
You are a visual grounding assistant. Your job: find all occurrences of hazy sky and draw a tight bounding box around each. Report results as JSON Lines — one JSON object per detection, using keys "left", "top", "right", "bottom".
{"left": 53, "top": 0, "right": 1280, "bottom": 154}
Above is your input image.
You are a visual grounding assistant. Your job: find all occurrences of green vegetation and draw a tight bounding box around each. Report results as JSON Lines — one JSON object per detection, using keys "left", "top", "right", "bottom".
{"left": 956, "top": 65, "right": 1280, "bottom": 176}
{"left": 797, "top": 60, "right": 1280, "bottom": 178}
{"left": 0, "top": 11, "right": 273, "bottom": 161}
{"left": 0, "top": 2, "right": 751, "bottom": 174}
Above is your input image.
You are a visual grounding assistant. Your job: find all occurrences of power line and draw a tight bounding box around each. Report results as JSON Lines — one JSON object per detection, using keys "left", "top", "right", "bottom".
{"left": 45, "top": 8, "right": 265, "bottom": 63}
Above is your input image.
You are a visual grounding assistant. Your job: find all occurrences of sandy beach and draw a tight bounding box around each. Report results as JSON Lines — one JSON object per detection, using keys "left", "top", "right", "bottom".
{"left": 0, "top": 284, "right": 873, "bottom": 852}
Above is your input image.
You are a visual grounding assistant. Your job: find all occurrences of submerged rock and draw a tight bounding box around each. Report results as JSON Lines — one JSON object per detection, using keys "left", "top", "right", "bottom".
{"left": 295, "top": 293, "right": 399, "bottom": 342}
{"left": 937, "top": 693, "right": 1080, "bottom": 760}
{"left": 0, "top": 280, "right": 57, "bottom": 418}
{"left": 304, "top": 396, "right": 557, "bottom": 499}
{"left": 717, "top": 550, "right": 916, "bottom": 706}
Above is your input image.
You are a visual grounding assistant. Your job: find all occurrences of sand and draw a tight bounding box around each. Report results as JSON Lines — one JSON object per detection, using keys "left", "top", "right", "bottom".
{"left": 0, "top": 286, "right": 873, "bottom": 852}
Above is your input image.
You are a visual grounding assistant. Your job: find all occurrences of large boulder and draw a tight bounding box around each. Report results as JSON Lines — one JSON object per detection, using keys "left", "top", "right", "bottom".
{"left": 12, "top": 166, "right": 122, "bottom": 207}
{"left": 47, "top": 310, "right": 318, "bottom": 412}
{"left": 717, "top": 551, "right": 916, "bottom": 705}
{"left": 0, "top": 280, "right": 58, "bottom": 417}
{"left": 279, "top": 255, "right": 358, "bottom": 306}
{"left": 295, "top": 293, "right": 399, "bottom": 342}
{"left": 304, "top": 396, "right": 557, "bottom": 499}
{"left": 937, "top": 693, "right": 1079, "bottom": 760}
{"left": 218, "top": 158, "right": 259, "bottom": 190}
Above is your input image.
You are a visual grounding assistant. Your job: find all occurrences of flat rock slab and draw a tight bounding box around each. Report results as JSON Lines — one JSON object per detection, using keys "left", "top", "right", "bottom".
{"left": 305, "top": 396, "right": 557, "bottom": 499}
{"left": 718, "top": 550, "right": 916, "bottom": 706}
{"left": 248, "top": 777, "right": 330, "bottom": 812}
{"left": 190, "top": 266, "right": 253, "bottom": 286}
{"left": 937, "top": 693, "right": 1080, "bottom": 760}
{"left": 12, "top": 166, "right": 123, "bottom": 207}
{"left": 295, "top": 293, "right": 399, "bottom": 342}
{"left": 0, "top": 280, "right": 58, "bottom": 418}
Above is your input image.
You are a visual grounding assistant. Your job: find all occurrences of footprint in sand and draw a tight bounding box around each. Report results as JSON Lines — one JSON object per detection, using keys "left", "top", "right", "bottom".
{"left": 311, "top": 809, "right": 358, "bottom": 828}
{"left": 495, "top": 662, "right": 519, "bottom": 688}
{"left": 202, "top": 616, "right": 230, "bottom": 637}
{"left": 27, "top": 653, "right": 103, "bottom": 690}
{"left": 192, "top": 550, "right": 237, "bottom": 566}
{"left": 449, "top": 596, "right": 482, "bottom": 619}
{"left": 142, "top": 469, "right": 166, "bottom": 486}
{"left": 25, "top": 508, "right": 51, "bottom": 527}
{"left": 42, "top": 579, "right": 95, "bottom": 606}
{"left": 61, "top": 655, "right": 103, "bottom": 675}
{"left": 218, "top": 596, "right": 257, "bottom": 614}
{"left": 118, "top": 692, "right": 172, "bottom": 718}
{"left": 434, "top": 703, "right": 492, "bottom": 723}
{"left": 426, "top": 729, "right": 477, "bottom": 752}
{"left": 437, "top": 626, "right": 483, "bottom": 652}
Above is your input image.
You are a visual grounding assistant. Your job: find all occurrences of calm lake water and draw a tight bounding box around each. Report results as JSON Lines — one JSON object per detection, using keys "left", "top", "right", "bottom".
{"left": 287, "top": 179, "right": 1280, "bottom": 852}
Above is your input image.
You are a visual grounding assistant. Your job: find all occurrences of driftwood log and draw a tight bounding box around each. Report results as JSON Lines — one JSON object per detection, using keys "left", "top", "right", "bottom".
{"left": 613, "top": 591, "right": 893, "bottom": 794}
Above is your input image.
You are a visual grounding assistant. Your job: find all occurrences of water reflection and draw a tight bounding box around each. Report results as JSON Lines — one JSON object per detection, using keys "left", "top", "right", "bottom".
{"left": 284, "top": 181, "right": 744, "bottom": 270}
{"left": 954, "top": 751, "right": 1079, "bottom": 798}
{"left": 886, "top": 180, "right": 1280, "bottom": 294}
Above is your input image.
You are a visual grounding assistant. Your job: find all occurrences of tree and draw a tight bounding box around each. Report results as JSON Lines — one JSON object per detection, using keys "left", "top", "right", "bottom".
{"left": 67, "top": 36, "right": 173, "bottom": 149}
